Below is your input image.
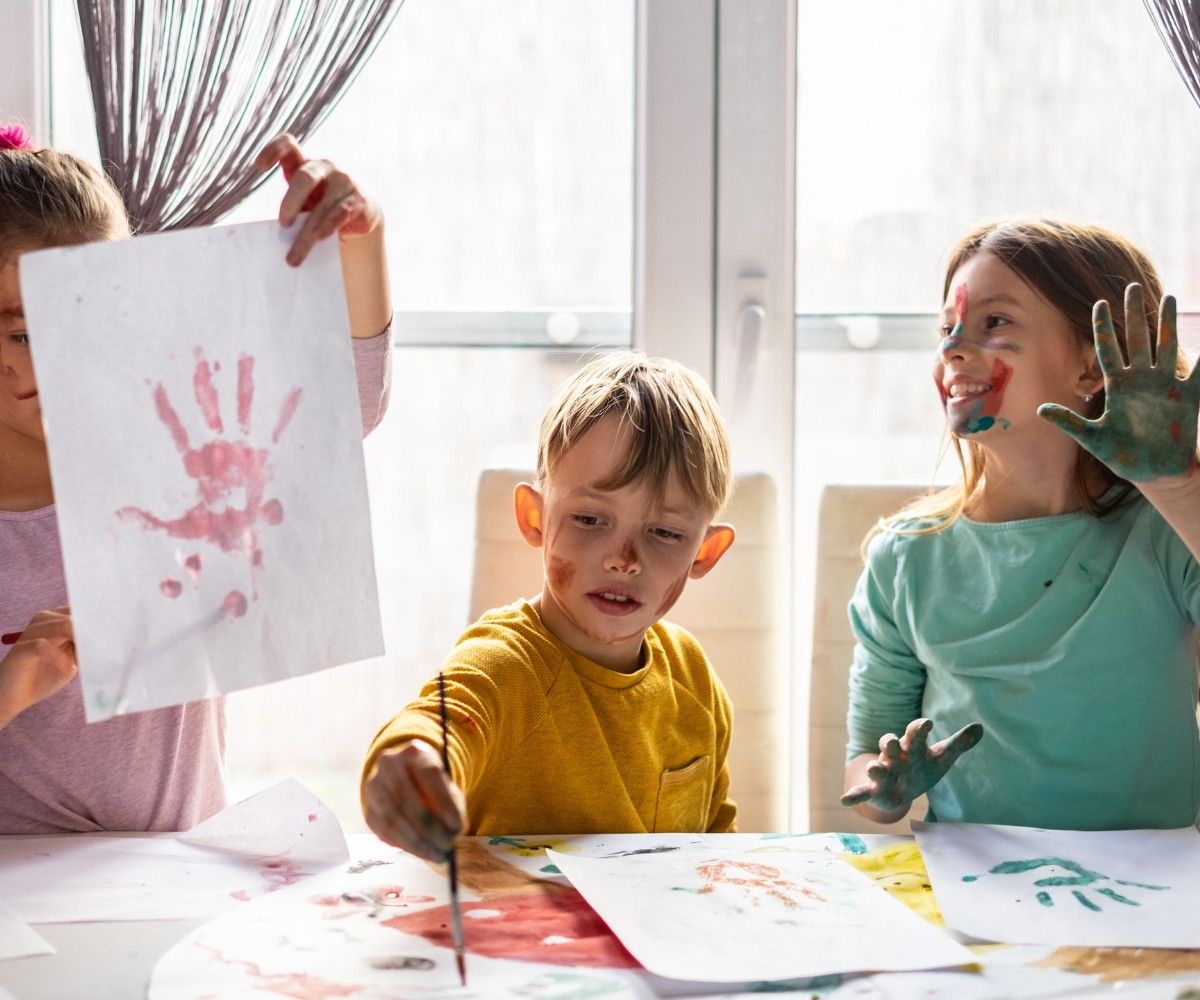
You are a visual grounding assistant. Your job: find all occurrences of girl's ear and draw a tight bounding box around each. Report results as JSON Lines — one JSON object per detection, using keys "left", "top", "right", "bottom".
{"left": 1076, "top": 345, "right": 1104, "bottom": 401}
{"left": 689, "top": 523, "right": 735, "bottom": 580}
{"left": 513, "top": 482, "right": 545, "bottom": 548}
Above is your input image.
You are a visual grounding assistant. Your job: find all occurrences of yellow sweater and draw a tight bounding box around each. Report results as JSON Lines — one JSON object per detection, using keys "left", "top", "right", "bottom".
{"left": 362, "top": 600, "right": 737, "bottom": 835}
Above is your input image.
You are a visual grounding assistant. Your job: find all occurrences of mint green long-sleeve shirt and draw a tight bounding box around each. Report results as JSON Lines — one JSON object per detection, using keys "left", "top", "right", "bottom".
{"left": 846, "top": 498, "right": 1200, "bottom": 830}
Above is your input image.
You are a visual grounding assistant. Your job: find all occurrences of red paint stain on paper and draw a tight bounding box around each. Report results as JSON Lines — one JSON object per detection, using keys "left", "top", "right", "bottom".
{"left": 259, "top": 857, "right": 302, "bottom": 891}
{"left": 695, "top": 858, "right": 820, "bottom": 909}
{"left": 118, "top": 350, "right": 300, "bottom": 611}
{"left": 222, "top": 591, "right": 248, "bottom": 619}
{"left": 196, "top": 944, "right": 361, "bottom": 999}
{"left": 383, "top": 887, "right": 639, "bottom": 969}
{"left": 160, "top": 578, "right": 183, "bottom": 599}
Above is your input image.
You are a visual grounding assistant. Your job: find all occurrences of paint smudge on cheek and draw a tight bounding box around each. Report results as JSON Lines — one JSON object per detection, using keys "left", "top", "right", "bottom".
{"left": 382, "top": 888, "right": 639, "bottom": 969}
{"left": 655, "top": 570, "right": 689, "bottom": 618}
{"left": 548, "top": 556, "right": 576, "bottom": 590}
{"left": 980, "top": 358, "right": 1012, "bottom": 419}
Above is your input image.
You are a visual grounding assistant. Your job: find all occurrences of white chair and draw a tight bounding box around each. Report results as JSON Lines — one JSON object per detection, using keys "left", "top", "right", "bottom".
{"left": 469, "top": 469, "right": 786, "bottom": 831}
{"left": 808, "top": 483, "right": 927, "bottom": 835}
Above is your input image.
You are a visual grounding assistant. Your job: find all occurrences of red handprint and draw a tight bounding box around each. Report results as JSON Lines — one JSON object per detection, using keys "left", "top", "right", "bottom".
{"left": 118, "top": 348, "right": 301, "bottom": 619}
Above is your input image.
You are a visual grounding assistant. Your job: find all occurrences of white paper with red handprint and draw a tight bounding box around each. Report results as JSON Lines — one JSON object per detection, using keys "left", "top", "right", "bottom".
{"left": 19, "top": 220, "right": 383, "bottom": 721}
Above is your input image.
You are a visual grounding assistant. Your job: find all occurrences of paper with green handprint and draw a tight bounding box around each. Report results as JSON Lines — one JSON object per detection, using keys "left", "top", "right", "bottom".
{"left": 1039, "top": 283, "right": 1200, "bottom": 482}
{"left": 913, "top": 821, "right": 1200, "bottom": 948}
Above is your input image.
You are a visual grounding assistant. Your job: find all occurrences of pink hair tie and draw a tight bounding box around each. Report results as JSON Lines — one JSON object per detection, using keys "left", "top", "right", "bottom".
{"left": 0, "top": 123, "right": 35, "bottom": 151}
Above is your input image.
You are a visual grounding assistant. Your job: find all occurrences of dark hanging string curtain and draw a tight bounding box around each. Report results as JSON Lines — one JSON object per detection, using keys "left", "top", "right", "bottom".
{"left": 75, "top": 0, "right": 403, "bottom": 233}
{"left": 1143, "top": 0, "right": 1200, "bottom": 108}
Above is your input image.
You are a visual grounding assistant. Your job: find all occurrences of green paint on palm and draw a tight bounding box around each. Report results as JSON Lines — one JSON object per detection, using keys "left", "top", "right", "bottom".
{"left": 1039, "top": 288, "right": 1200, "bottom": 482}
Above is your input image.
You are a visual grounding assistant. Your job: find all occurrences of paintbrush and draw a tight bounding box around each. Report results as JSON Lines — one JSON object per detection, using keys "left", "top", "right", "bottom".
{"left": 438, "top": 671, "right": 467, "bottom": 986}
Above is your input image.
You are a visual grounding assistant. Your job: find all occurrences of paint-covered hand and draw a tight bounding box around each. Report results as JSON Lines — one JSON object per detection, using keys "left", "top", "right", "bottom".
{"left": 362, "top": 739, "right": 467, "bottom": 863}
{"left": 841, "top": 718, "right": 983, "bottom": 813}
{"left": 962, "top": 857, "right": 1168, "bottom": 911}
{"left": 254, "top": 133, "right": 384, "bottom": 267}
{"left": 0, "top": 607, "right": 76, "bottom": 729}
{"left": 1039, "top": 284, "right": 1200, "bottom": 483}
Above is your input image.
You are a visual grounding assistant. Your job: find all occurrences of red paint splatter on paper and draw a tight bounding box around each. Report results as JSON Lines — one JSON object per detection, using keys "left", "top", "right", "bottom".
{"left": 259, "top": 856, "right": 303, "bottom": 892}
{"left": 160, "top": 579, "right": 183, "bottom": 598}
{"left": 117, "top": 349, "right": 301, "bottom": 615}
{"left": 196, "top": 944, "right": 361, "bottom": 999}
{"left": 383, "top": 887, "right": 639, "bottom": 969}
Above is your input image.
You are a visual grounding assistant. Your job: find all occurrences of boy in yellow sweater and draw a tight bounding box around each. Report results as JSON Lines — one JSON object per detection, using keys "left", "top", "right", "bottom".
{"left": 360, "top": 352, "right": 737, "bottom": 860}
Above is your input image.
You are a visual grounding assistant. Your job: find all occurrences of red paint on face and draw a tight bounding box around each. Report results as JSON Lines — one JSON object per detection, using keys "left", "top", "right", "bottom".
{"left": 615, "top": 537, "right": 638, "bottom": 572}
{"left": 654, "top": 569, "right": 689, "bottom": 618}
{"left": 548, "top": 556, "right": 576, "bottom": 590}
{"left": 954, "top": 283, "right": 967, "bottom": 327}
{"left": 382, "top": 887, "right": 639, "bottom": 969}
{"left": 979, "top": 358, "right": 1012, "bottom": 419}
{"left": 160, "top": 578, "right": 182, "bottom": 599}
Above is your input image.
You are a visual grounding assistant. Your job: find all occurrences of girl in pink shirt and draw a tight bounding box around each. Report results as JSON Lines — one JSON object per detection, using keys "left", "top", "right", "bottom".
{"left": 0, "top": 127, "right": 391, "bottom": 833}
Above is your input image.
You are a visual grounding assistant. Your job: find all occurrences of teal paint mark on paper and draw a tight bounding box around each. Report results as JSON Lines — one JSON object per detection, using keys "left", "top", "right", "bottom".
{"left": 539, "top": 864, "right": 561, "bottom": 875}
{"left": 1116, "top": 878, "right": 1169, "bottom": 890}
{"left": 1073, "top": 890, "right": 1101, "bottom": 911}
{"left": 836, "top": 833, "right": 868, "bottom": 855}
{"left": 1036, "top": 891, "right": 1052, "bottom": 907}
{"left": 961, "top": 874, "right": 978, "bottom": 882}
{"left": 1096, "top": 887, "right": 1138, "bottom": 906}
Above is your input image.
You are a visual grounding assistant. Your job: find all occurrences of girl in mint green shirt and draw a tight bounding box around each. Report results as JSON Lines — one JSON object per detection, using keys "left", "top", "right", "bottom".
{"left": 842, "top": 219, "right": 1200, "bottom": 831}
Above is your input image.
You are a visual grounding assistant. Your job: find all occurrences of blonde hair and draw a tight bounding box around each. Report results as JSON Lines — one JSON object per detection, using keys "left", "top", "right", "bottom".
{"left": 0, "top": 147, "right": 129, "bottom": 257}
{"left": 537, "top": 351, "right": 733, "bottom": 516}
{"left": 876, "top": 218, "right": 1173, "bottom": 542}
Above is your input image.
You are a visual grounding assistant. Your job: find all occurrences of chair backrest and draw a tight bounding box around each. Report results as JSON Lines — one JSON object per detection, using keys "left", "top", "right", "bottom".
{"left": 808, "top": 483, "right": 927, "bottom": 835}
{"left": 470, "top": 469, "right": 786, "bottom": 831}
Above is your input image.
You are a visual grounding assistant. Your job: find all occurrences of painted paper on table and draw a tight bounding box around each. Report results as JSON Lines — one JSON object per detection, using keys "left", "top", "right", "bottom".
{"left": 914, "top": 821, "right": 1200, "bottom": 948}
{"left": 546, "top": 846, "right": 974, "bottom": 983}
{"left": 0, "top": 780, "right": 349, "bottom": 922}
{"left": 0, "top": 896, "right": 53, "bottom": 959}
{"left": 19, "top": 220, "right": 383, "bottom": 721}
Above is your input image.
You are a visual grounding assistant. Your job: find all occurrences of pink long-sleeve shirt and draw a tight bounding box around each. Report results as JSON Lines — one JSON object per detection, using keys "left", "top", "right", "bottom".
{"left": 0, "top": 330, "right": 390, "bottom": 833}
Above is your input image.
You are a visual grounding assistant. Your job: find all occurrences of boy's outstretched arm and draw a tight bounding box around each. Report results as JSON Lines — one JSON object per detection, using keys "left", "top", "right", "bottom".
{"left": 362, "top": 739, "right": 466, "bottom": 862}
{"left": 841, "top": 717, "right": 983, "bottom": 824}
{"left": 254, "top": 134, "right": 391, "bottom": 340}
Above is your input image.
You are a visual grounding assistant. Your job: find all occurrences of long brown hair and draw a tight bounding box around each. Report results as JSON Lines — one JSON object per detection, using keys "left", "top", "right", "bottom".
{"left": 0, "top": 145, "right": 129, "bottom": 257}
{"left": 878, "top": 218, "right": 1174, "bottom": 539}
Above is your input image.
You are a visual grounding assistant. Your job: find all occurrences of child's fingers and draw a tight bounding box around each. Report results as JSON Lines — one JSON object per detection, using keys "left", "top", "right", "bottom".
{"left": 364, "top": 794, "right": 439, "bottom": 861}
{"left": 878, "top": 733, "right": 902, "bottom": 763}
{"left": 931, "top": 721, "right": 984, "bottom": 769}
{"left": 1037, "top": 402, "right": 1100, "bottom": 448}
{"left": 1091, "top": 299, "right": 1125, "bottom": 375}
{"left": 840, "top": 784, "right": 872, "bottom": 807}
{"left": 278, "top": 159, "right": 333, "bottom": 229}
{"left": 1156, "top": 294, "right": 1179, "bottom": 373}
{"left": 1123, "top": 284, "right": 1151, "bottom": 367}
{"left": 254, "top": 133, "right": 306, "bottom": 177}
{"left": 904, "top": 717, "right": 933, "bottom": 758}
{"left": 409, "top": 765, "right": 465, "bottom": 841}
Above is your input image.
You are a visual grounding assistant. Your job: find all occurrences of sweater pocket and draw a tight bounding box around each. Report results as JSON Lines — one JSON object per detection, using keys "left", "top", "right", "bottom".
{"left": 653, "top": 755, "right": 711, "bottom": 832}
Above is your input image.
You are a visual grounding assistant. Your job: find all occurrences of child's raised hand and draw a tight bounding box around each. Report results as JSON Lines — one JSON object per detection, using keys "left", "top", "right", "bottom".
{"left": 1039, "top": 284, "right": 1200, "bottom": 483}
{"left": 841, "top": 717, "right": 983, "bottom": 813}
{"left": 254, "top": 133, "right": 383, "bottom": 268}
{"left": 362, "top": 739, "right": 467, "bottom": 863}
{"left": 0, "top": 607, "right": 76, "bottom": 728}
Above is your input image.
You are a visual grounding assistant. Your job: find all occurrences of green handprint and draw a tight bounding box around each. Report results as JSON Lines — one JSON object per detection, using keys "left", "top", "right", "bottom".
{"left": 1039, "top": 284, "right": 1200, "bottom": 482}
{"left": 962, "top": 856, "right": 1169, "bottom": 910}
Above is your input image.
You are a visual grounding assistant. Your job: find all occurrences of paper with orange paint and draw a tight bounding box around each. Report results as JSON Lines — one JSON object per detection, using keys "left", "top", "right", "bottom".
{"left": 19, "top": 220, "right": 383, "bottom": 721}
{"left": 547, "top": 846, "right": 974, "bottom": 982}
